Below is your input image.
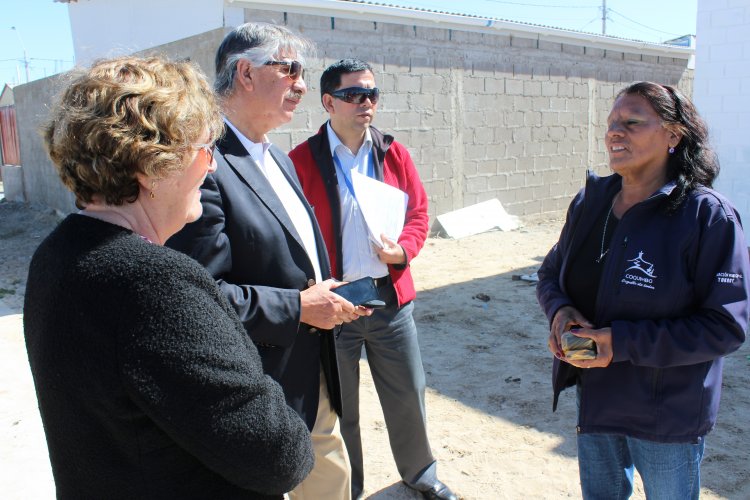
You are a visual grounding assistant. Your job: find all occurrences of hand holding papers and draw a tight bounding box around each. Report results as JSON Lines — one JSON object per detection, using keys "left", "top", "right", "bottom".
{"left": 375, "top": 234, "right": 407, "bottom": 265}
{"left": 350, "top": 170, "right": 408, "bottom": 248}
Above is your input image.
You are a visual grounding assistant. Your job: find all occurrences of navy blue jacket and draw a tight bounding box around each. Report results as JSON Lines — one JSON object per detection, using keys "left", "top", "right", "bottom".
{"left": 537, "top": 171, "right": 749, "bottom": 443}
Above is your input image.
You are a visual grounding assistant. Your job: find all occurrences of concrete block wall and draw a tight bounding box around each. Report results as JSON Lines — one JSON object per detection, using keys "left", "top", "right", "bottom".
{"left": 248, "top": 8, "right": 692, "bottom": 220}
{"left": 693, "top": 0, "right": 750, "bottom": 245}
{"left": 14, "top": 76, "right": 76, "bottom": 212}
{"left": 11, "top": 9, "right": 692, "bottom": 221}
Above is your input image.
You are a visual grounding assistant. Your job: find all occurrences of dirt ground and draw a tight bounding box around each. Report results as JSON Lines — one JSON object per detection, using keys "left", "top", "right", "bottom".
{"left": 1, "top": 199, "right": 749, "bottom": 499}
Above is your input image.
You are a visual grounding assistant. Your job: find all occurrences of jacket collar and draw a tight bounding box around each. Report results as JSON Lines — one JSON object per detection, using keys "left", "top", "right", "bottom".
{"left": 216, "top": 125, "right": 311, "bottom": 261}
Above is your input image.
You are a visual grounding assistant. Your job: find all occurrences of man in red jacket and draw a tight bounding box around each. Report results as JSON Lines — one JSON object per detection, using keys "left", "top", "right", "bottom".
{"left": 290, "top": 59, "right": 456, "bottom": 500}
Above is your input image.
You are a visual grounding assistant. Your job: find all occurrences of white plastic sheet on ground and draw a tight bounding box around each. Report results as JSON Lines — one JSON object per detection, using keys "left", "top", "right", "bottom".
{"left": 436, "top": 198, "right": 520, "bottom": 239}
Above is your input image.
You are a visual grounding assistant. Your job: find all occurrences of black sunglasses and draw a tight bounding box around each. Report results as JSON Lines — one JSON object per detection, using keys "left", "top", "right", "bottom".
{"left": 263, "top": 60, "right": 304, "bottom": 81}
{"left": 330, "top": 87, "right": 380, "bottom": 105}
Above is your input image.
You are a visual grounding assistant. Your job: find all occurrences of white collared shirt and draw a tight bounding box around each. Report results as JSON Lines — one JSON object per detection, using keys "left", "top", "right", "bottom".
{"left": 327, "top": 122, "right": 388, "bottom": 281}
{"left": 226, "top": 119, "right": 322, "bottom": 282}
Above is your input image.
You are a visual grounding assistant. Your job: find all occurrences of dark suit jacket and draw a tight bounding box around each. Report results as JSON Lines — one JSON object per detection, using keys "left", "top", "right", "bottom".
{"left": 168, "top": 125, "right": 341, "bottom": 430}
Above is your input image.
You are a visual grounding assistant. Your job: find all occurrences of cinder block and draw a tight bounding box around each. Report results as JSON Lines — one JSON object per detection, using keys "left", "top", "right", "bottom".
{"left": 624, "top": 52, "right": 642, "bottom": 62}
{"left": 524, "top": 111, "right": 542, "bottom": 127}
{"left": 562, "top": 43, "right": 585, "bottom": 55}
{"left": 485, "top": 77, "right": 504, "bottom": 94}
{"left": 411, "top": 94, "right": 434, "bottom": 110}
{"left": 543, "top": 141, "right": 560, "bottom": 155}
{"left": 464, "top": 144, "right": 487, "bottom": 160}
{"left": 422, "top": 75, "right": 445, "bottom": 93}
{"left": 542, "top": 81, "right": 558, "bottom": 97}
{"left": 513, "top": 127, "right": 532, "bottom": 143}
{"left": 437, "top": 160, "right": 460, "bottom": 180}
{"left": 506, "top": 142, "right": 524, "bottom": 157}
{"left": 383, "top": 92, "right": 409, "bottom": 110}
{"left": 549, "top": 97, "right": 566, "bottom": 110}
{"left": 523, "top": 80, "right": 542, "bottom": 96}
{"left": 498, "top": 158, "right": 516, "bottom": 174}
{"left": 505, "top": 79, "right": 524, "bottom": 95}
{"left": 1, "top": 165, "right": 25, "bottom": 202}
{"left": 465, "top": 110, "right": 487, "bottom": 126}
{"left": 463, "top": 76, "right": 485, "bottom": 93}
{"left": 466, "top": 175, "right": 488, "bottom": 193}
{"left": 417, "top": 26, "right": 449, "bottom": 41}
{"left": 585, "top": 47, "right": 605, "bottom": 58}
{"left": 542, "top": 111, "right": 559, "bottom": 126}
{"left": 478, "top": 159, "right": 497, "bottom": 174}
{"left": 539, "top": 40, "right": 563, "bottom": 53}
{"left": 397, "top": 111, "right": 421, "bottom": 127}
{"left": 517, "top": 155, "right": 535, "bottom": 172}
{"left": 511, "top": 36, "right": 537, "bottom": 49}
{"left": 532, "top": 96, "right": 549, "bottom": 110}
{"left": 474, "top": 126, "right": 493, "bottom": 145}
{"left": 486, "top": 142, "right": 507, "bottom": 158}
{"left": 525, "top": 140, "right": 542, "bottom": 157}
{"left": 531, "top": 127, "right": 549, "bottom": 141}
{"left": 409, "top": 129, "right": 433, "bottom": 147}
{"left": 548, "top": 126, "right": 566, "bottom": 141}
{"left": 423, "top": 145, "right": 449, "bottom": 162}
{"left": 375, "top": 111, "right": 397, "bottom": 129}
{"left": 488, "top": 174, "right": 509, "bottom": 190}
{"left": 396, "top": 74, "right": 422, "bottom": 93}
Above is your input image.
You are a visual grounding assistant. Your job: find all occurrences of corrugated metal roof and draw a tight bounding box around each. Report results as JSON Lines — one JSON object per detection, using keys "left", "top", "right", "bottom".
{"left": 339, "top": 0, "right": 680, "bottom": 46}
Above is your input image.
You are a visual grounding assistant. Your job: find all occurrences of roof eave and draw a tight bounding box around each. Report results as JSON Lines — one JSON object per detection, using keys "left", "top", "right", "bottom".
{"left": 229, "top": 0, "right": 693, "bottom": 59}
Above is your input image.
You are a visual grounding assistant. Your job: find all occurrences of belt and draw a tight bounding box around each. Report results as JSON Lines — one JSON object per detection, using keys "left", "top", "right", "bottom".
{"left": 373, "top": 275, "right": 391, "bottom": 288}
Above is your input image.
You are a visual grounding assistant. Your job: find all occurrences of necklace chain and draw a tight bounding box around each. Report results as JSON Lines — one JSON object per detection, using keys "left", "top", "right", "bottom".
{"left": 596, "top": 192, "right": 619, "bottom": 264}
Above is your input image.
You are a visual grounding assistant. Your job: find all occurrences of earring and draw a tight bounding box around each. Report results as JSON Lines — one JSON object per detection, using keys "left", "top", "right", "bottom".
{"left": 668, "top": 147, "right": 675, "bottom": 154}
{"left": 150, "top": 181, "right": 157, "bottom": 199}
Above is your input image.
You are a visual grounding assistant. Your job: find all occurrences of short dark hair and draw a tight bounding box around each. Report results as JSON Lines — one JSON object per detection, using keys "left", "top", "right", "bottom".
{"left": 616, "top": 81, "right": 719, "bottom": 208}
{"left": 214, "top": 22, "right": 314, "bottom": 97}
{"left": 319, "top": 59, "right": 374, "bottom": 107}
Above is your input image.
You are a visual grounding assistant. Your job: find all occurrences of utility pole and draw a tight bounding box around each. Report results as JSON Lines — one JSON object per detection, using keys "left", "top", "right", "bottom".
{"left": 10, "top": 26, "right": 30, "bottom": 83}
{"left": 602, "top": 0, "right": 607, "bottom": 35}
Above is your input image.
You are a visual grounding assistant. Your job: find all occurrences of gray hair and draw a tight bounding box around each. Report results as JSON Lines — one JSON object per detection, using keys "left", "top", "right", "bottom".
{"left": 214, "top": 22, "right": 315, "bottom": 97}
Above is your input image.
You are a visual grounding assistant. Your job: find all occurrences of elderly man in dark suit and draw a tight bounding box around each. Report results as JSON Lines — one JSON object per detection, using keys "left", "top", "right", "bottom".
{"left": 168, "top": 22, "right": 368, "bottom": 500}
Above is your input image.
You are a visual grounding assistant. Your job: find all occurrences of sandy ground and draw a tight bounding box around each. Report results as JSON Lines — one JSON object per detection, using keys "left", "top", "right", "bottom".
{"left": 1, "top": 199, "right": 749, "bottom": 499}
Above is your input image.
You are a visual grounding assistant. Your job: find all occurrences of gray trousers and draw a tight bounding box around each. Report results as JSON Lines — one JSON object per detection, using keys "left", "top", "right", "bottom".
{"left": 336, "top": 283, "right": 437, "bottom": 498}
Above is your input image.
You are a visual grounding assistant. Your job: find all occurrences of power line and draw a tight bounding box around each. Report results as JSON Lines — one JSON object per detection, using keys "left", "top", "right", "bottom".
{"left": 578, "top": 15, "right": 601, "bottom": 31}
{"left": 487, "top": 0, "right": 598, "bottom": 8}
{"left": 607, "top": 8, "right": 682, "bottom": 36}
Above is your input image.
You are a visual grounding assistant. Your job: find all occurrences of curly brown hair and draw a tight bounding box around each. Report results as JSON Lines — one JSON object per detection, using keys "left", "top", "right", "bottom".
{"left": 44, "top": 56, "right": 223, "bottom": 208}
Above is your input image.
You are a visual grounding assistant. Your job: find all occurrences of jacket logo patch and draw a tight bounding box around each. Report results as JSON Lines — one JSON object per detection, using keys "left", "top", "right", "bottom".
{"left": 621, "top": 251, "right": 657, "bottom": 290}
{"left": 716, "top": 272, "right": 743, "bottom": 284}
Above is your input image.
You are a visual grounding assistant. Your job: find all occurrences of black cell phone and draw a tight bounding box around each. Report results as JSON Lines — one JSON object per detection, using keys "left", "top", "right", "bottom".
{"left": 332, "top": 277, "right": 386, "bottom": 309}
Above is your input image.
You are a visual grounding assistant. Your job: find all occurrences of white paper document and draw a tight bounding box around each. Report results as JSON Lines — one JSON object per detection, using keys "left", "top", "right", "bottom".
{"left": 350, "top": 171, "right": 408, "bottom": 248}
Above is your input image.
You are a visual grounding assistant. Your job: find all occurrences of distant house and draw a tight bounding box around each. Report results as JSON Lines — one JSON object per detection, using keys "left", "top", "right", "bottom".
{"left": 16, "top": 0, "right": 693, "bottom": 220}
{"left": 0, "top": 84, "right": 21, "bottom": 167}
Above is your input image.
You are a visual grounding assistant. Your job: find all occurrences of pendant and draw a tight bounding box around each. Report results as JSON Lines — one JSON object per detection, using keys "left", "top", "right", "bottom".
{"left": 595, "top": 248, "right": 609, "bottom": 264}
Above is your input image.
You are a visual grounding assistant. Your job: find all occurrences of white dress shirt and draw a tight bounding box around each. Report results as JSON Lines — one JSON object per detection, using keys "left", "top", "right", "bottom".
{"left": 327, "top": 122, "right": 388, "bottom": 282}
{"left": 226, "top": 119, "right": 322, "bottom": 283}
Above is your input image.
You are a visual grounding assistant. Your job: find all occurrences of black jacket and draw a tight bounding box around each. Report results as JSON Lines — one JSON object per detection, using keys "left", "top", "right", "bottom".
{"left": 24, "top": 215, "right": 313, "bottom": 498}
{"left": 168, "top": 125, "right": 342, "bottom": 429}
{"left": 537, "top": 172, "right": 749, "bottom": 442}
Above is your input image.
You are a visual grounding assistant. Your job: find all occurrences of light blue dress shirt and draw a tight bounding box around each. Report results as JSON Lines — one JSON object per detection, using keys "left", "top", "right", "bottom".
{"left": 326, "top": 122, "right": 388, "bottom": 282}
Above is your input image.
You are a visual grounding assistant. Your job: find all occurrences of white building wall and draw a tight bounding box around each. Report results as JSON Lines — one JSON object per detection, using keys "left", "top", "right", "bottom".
{"left": 694, "top": 0, "right": 750, "bottom": 244}
{"left": 67, "top": 0, "right": 227, "bottom": 66}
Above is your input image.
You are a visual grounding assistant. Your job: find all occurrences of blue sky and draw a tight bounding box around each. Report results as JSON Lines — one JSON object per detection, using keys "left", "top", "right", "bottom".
{"left": 1, "top": 0, "right": 697, "bottom": 86}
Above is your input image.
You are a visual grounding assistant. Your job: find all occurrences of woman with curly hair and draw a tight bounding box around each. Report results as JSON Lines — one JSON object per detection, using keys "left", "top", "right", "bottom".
{"left": 24, "top": 56, "right": 313, "bottom": 499}
{"left": 537, "top": 81, "right": 750, "bottom": 499}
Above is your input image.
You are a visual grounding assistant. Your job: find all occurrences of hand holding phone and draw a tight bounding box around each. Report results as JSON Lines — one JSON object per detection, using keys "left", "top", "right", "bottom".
{"left": 332, "top": 277, "right": 386, "bottom": 309}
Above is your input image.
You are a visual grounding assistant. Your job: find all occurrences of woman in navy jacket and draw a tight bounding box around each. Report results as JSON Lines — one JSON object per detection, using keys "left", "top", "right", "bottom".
{"left": 537, "top": 81, "right": 750, "bottom": 499}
